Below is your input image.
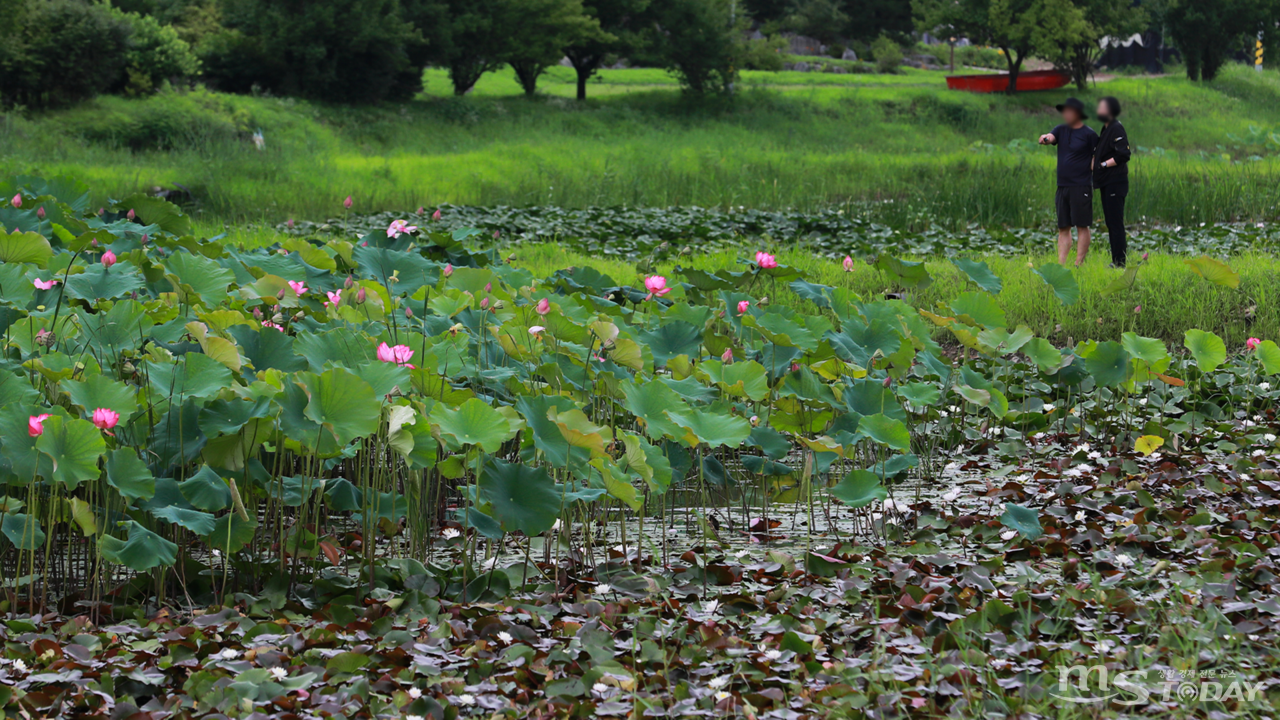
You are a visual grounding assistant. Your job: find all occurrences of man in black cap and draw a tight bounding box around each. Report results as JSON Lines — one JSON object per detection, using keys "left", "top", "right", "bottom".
{"left": 1039, "top": 97, "right": 1099, "bottom": 267}
{"left": 1093, "top": 96, "right": 1131, "bottom": 267}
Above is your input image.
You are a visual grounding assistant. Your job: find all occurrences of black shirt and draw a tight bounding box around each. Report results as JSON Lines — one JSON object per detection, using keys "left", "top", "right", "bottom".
{"left": 1093, "top": 120, "right": 1131, "bottom": 187}
{"left": 1049, "top": 123, "right": 1099, "bottom": 188}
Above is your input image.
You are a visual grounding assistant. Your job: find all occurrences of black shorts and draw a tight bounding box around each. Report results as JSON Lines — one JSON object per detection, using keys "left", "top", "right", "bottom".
{"left": 1055, "top": 186, "right": 1093, "bottom": 228}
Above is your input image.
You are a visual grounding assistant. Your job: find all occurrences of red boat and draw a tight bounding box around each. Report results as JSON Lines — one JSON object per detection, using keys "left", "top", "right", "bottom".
{"left": 946, "top": 69, "right": 1072, "bottom": 93}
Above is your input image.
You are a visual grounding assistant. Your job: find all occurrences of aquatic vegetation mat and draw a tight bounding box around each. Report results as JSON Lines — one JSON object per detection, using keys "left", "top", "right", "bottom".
{"left": 0, "top": 176, "right": 1279, "bottom": 716}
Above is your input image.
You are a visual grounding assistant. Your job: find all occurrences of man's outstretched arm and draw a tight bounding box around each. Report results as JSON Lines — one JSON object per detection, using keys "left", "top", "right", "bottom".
{"left": 1039, "top": 133, "right": 1057, "bottom": 145}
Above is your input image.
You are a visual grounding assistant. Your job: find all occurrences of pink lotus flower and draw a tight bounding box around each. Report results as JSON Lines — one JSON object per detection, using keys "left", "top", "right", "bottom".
{"left": 387, "top": 219, "right": 419, "bottom": 237}
{"left": 377, "top": 342, "right": 415, "bottom": 368}
{"left": 1248, "top": 337, "right": 1263, "bottom": 351}
{"left": 92, "top": 407, "right": 120, "bottom": 431}
{"left": 536, "top": 298, "right": 551, "bottom": 315}
{"left": 126, "top": 209, "right": 136, "bottom": 220}
{"left": 100, "top": 250, "right": 117, "bottom": 268}
{"left": 325, "top": 290, "right": 342, "bottom": 308}
{"left": 842, "top": 255, "right": 854, "bottom": 272}
{"left": 737, "top": 300, "right": 750, "bottom": 315}
{"left": 416, "top": 206, "right": 425, "bottom": 215}
{"left": 10, "top": 194, "right": 20, "bottom": 208}
{"left": 262, "top": 321, "right": 284, "bottom": 331}
{"left": 443, "top": 263, "right": 453, "bottom": 278}
{"left": 529, "top": 325, "right": 545, "bottom": 336}
{"left": 755, "top": 251, "right": 778, "bottom": 269}
{"left": 484, "top": 282, "right": 492, "bottom": 293}
{"left": 479, "top": 297, "right": 489, "bottom": 310}
{"left": 36, "top": 207, "right": 45, "bottom": 219}
{"left": 286, "top": 218, "right": 294, "bottom": 228}
{"left": 288, "top": 280, "right": 308, "bottom": 296}
{"left": 790, "top": 362, "right": 801, "bottom": 373}
{"left": 721, "top": 347, "right": 733, "bottom": 363}
{"left": 356, "top": 287, "right": 367, "bottom": 303}
{"left": 643, "top": 276, "right": 670, "bottom": 299}
{"left": 432, "top": 209, "right": 442, "bottom": 221}
{"left": 343, "top": 196, "right": 353, "bottom": 209}
{"left": 33, "top": 278, "right": 58, "bottom": 290}
{"left": 28, "top": 413, "right": 50, "bottom": 437}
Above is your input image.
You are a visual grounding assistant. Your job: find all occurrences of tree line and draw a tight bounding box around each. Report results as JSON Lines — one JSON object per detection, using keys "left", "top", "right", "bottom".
{"left": 1, "top": 0, "right": 1277, "bottom": 109}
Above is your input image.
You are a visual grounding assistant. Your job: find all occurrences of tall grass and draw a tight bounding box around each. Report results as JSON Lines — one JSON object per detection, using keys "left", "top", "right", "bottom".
{"left": 2, "top": 66, "right": 1279, "bottom": 226}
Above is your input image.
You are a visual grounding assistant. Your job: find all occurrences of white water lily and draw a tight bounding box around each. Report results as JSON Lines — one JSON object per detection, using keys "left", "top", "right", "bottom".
{"left": 408, "top": 687, "right": 422, "bottom": 699}
{"left": 217, "top": 648, "right": 240, "bottom": 661}
{"left": 456, "top": 693, "right": 476, "bottom": 706}
{"left": 714, "top": 691, "right": 731, "bottom": 701}
{"left": 595, "top": 584, "right": 612, "bottom": 595}
{"left": 442, "top": 528, "right": 461, "bottom": 540}
{"left": 763, "top": 649, "right": 783, "bottom": 661}
{"left": 12, "top": 659, "right": 27, "bottom": 673}
{"left": 942, "top": 488, "right": 962, "bottom": 502}
{"left": 1260, "top": 382, "right": 1272, "bottom": 391}
{"left": 1000, "top": 530, "right": 1018, "bottom": 541}
{"left": 1114, "top": 553, "right": 1135, "bottom": 568}
{"left": 1253, "top": 450, "right": 1267, "bottom": 458}
{"left": 497, "top": 631, "right": 513, "bottom": 644}
{"left": 271, "top": 667, "right": 288, "bottom": 680}
{"left": 1088, "top": 451, "right": 1102, "bottom": 460}
{"left": 593, "top": 682, "right": 609, "bottom": 693}
{"left": 1043, "top": 403, "right": 1055, "bottom": 412}
{"left": 1075, "top": 511, "right": 1086, "bottom": 522}
{"left": 708, "top": 675, "right": 730, "bottom": 689}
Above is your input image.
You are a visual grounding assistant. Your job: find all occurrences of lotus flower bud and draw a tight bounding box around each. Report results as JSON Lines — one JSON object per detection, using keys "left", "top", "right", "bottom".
{"left": 36, "top": 207, "right": 45, "bottom": 219}
{"left": 405, "top": 306, "right": 414, "bottom": 318}
{"left": 126, "top": 209, "right": 135, "bottom": 220}
{"left": 253, "top": 307, "right": 263, "bottom": 320}
{"left": 277, "top": 288, "right": 287, "bottom": 299}
{"left": 100, "top": 250, "right": 117, "bottom": 268}
{"left": 344, "top": 275, "right": 354, "bottom": 289}
{"left": 443, "top": 264, "right": 453, "bottom": 278}
{"left": 10, "top": 194, "right": 20, "bottom": 208}
{"left": 357, "top": 287, "right": 366, "bottom": 303}
{"left": 433, "top": 209, "right": 442, "bottom": 221}
{"left": 343, "top": 196, "right": 353, "bottom": 209}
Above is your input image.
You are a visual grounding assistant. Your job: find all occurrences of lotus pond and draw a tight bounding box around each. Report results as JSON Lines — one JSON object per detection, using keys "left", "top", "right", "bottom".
{"left": 1, "top": 177, "right": 1280, "bottom": 718}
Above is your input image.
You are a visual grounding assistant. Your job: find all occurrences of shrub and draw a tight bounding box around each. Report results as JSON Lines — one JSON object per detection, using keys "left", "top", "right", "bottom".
{"left": 0, "top": 0, "right": 132, "bottom": 109}
{"left": 110, "top": 8, "right": 202, "bottom": 96}
{"left": 871, "top": 35, "right": 903, "bottom": 74}
{"left": 57, "top": 88, "right": 251, "bottom": 151}
{"left": 741, "top": 35, "right": 788, "bottom": 71}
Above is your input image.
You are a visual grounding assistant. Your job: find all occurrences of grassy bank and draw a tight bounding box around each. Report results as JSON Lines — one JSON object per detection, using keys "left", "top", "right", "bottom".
{"left": 3, "top": 65, "right": 1279, "bottom": 228}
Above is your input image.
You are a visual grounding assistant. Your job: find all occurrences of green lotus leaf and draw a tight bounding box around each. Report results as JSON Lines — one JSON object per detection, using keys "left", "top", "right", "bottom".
{"left": 35, "top": 415, "right": 106, "bottom": 489}
{"left": 150, "top": 505, "right": 217, "bottom": 536}
{"left": 638, "top": 321, "right": 703, "bottom": 366}
{"left": 949, "top": 291, "right": 1007, "bottom": 329}
{"left": 228, "top": 324, "right": 308, "bottom": 372}
{"left": 1256, "top": 340, "right": 1280, "bottom": 374}
{"left": 478, "top": 457, "right": 561, "bottom": 536}
{"left": 1183, "top": 329, "right": 1226, "bottom": 373}
{"left": 105, "top": 449, "right": 156, "bottom": 502}
{"left": 621, "top": 380, "right": 691, "bottom": 442}
{"left": 1080, "top": 340, "right": 1131, "bottom": 387}
{"left": 298, "top": 368, "right": 382, "bottom": 447}
{"left": 952, "top": 257, "right": 1002, "bottom": 294}
{"left": 64, "top": 261, "right": 145, "bottom": 300}
{"left": 430, "top": 397, "right": 517, "bottom": 453}
{"left": 1032, "top": 263, "right": 1079, "bottom": 306}
{"left": 165, "top": 251, "right": 235, "bottom": 307}
{"left": 1184, "top": 255, "right": 1239, "bottom": 288}
{"left": 830, "top": 469, "right": 887, "bottom": 508}
{"left": 64, "top": 374, "right": 137, "bottom": 419}
{"left": 1000, "top": 503, "right": 1043, "bottom": 541}
{"left": 179, "top": 465, "right": 232, "bottom": 512}
{"left": 856, "top": 413, "right": 911, "bottom": 451}
{"left": 0, "top": 231, "right": 53, "bottom": 267}
{"left": 1023, "top": 337, "right": 1064, "bottom": 374}
{"left": 666, "top": 407, "right": 751, "bottom": 448}
{"left": 147, "top": 352, "right": 233, "bottom": 401}
{"left": 2, "top": 513, "right": 46, "bottom": 550}
{"left": 100, "top": 520, "right": 178, "bottom": 572}
{"left": 700, "top": 359, "right": 769, "bottom": 401}
{"left": 874, "top": 255, "right": 931, "bottom": 289}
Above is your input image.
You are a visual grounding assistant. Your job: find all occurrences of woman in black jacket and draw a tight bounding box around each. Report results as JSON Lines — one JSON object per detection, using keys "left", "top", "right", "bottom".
{"left": 1094, "top": 96, "right": 1132, "bottom": 267}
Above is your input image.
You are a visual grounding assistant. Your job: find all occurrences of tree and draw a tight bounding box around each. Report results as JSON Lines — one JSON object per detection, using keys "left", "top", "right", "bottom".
{"left": 781, "top": 0, "right": 848, "bottom": 44}
{"left": 0, "top": 1, "right": 133, "bottom": 109}
{"left": 504, "top": 0, "right": 604, "bottom": 96}
{"left": 207, "top": 0, "right": 424, "bottom": 103}
{"left": 1164, "top": 0, "right": 1270, "bottom": 81}
{"left": 647, "top": 0, "right": 743, "bottom": 96}
{"left": 843, "top": 0, "right": 915, "bottom": 43}
{"left": 1029, "top": 0, "right": 1146, "bottom": 89}
{"left": 914, "top": 0, "right": 1040, "bottom": 93}
{"left": 430, "top": 0, "right": 509, "bottom": 95}
{"left": 563, "top": 0, "right": 649, "bottom": 101}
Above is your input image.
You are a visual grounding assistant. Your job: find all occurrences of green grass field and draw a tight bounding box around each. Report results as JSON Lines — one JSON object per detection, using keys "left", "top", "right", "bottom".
{"left": 3, "top": 64, "right": 1279, "bottom": 229}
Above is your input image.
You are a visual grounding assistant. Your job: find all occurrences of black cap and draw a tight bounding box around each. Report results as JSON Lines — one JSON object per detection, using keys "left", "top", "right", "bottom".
{"left": 1055, "top": 97, "right": 1088, "bottom": 119}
